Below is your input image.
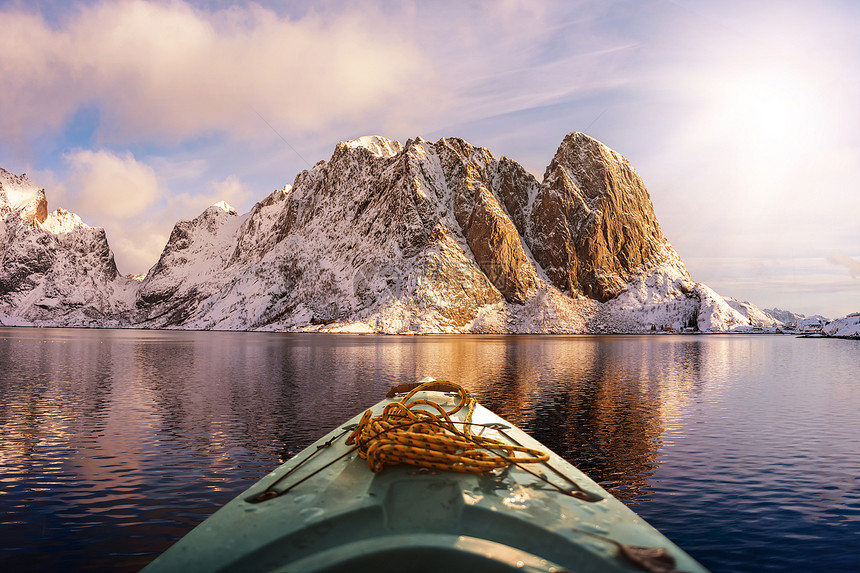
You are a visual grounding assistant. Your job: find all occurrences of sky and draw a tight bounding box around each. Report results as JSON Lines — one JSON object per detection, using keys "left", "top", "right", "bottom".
{"left": 0, "top": 0, "right": 858, "bottom": 318}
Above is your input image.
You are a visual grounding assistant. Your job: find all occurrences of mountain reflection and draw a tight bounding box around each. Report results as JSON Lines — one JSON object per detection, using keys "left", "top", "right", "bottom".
{"left": 0, "top": 328, "right": 115, "bottom": 468}
{"left": 0, "top": 330, "right": 709, "bottom": 513}
{"left": 3, "top": 329, "right": 855, "bottom": 573}
{"left": 445, "top": 336, "right": 697, "bottom": 502}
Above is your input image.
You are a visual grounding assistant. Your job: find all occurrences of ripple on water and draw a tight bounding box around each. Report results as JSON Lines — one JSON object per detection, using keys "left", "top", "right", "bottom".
{"left": 1, "top": 331, "right": 858, "bottom": 572}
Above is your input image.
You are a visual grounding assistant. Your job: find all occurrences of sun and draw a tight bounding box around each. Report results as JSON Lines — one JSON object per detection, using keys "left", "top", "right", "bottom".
{"left": 719, "top": 68, "right": 814, "bottom": 156}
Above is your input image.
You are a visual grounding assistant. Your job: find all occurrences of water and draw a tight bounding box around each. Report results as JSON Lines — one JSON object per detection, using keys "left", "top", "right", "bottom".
{"left": 0, "top": 328, "right": 857, "bottom": 572}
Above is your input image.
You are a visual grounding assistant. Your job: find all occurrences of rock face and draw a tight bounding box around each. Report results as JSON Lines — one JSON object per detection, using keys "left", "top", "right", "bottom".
{"left": 0, "top": 133, "right": 761, "bottom": 332}
{"left": 1, "top": 169, "right": 44, "bottom": 220}
{"left": 133, "top": 201, "right": 245, "bottom": 327}
{"left": 443, "top": 139, "right": 539, "bottom": 305}
{"left": 0, "top": 170, "right": 137, "bottom": 325}
{"left": 529, "top": 133, "right": 669, "bottom": 301}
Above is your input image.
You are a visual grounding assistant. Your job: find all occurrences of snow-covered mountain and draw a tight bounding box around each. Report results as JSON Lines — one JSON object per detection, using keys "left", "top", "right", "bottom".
{"left": 0, "top": 168, "right": 137, "bottom": 326}
{"left": 823, "top": 313, "right": 860, "bottom": 337}
{"left": 724, "top": 298, "right": 784, "bottom": 328}
{"left": 0, "top": 134, "right": 787, "bottom": 333}
{"left": 762, "top": 307, "right": 829, "bottom": 329}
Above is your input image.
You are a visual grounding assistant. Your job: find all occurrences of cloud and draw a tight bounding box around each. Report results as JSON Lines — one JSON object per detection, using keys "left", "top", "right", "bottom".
{"left": 828, "top": 254, "right": 860, "bottom": 278}
{"left": 0, "top": 1, "right": 630, "bottom": 151}
{"left": 64, "top": 149, "right": 162, "bottom": 219}
{"left": 207, "top": 174, "right": 253, "bottom": 207}
{"left": 57, "top": 148, "right": 258, "bottom": 274}
{"left": 106, "top": 222, "right": 172, "bottom": 276}
{"left": 166, "top": 174, "right": 254, "bottom": 218}
{"left": 0, "top": 0, "right": 428, "bottom": 145}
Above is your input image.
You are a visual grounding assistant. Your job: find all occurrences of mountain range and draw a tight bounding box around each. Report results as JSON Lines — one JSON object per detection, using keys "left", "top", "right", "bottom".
{"left": 0, "top": 132, "right": 815, "bottom": 333}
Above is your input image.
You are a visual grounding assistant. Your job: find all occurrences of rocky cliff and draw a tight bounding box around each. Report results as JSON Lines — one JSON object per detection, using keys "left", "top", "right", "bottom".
{"left": 0, "top": 169, "right": 137, "bottom": 325}
{"left": 530, "top": 132, "right": 670, "bottom": 301}
{"left": 0, "top": 134, "right": 758, "bottom": 333}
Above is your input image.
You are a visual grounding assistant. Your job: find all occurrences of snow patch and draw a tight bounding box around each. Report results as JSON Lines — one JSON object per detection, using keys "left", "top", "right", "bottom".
{"left": 0, "top": 169, "right": 42, "bottom": 210}
{"left": 0, "top": 311, "right": 34, "bottom": 327}
{"left": 211, "top": 201, "right": 236, "bottom": 214}
{"left": 797, "top": 316, "right": 827, "bottom": 333}
{"left": 342, "top": 135, "right": 403, "bottom": 158}
{"left": 41, "top": 209, "right": 88, "bottom": 234}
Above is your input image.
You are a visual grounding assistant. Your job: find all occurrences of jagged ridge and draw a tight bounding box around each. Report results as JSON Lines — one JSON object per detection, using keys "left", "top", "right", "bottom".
{"left": 1, "top": 133, "right": 769, "bottom": 333}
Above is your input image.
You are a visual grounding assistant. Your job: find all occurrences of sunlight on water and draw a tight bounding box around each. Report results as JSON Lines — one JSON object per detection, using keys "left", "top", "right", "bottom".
{"left": 0, "top": 329, "right": 858, "bottom": 572}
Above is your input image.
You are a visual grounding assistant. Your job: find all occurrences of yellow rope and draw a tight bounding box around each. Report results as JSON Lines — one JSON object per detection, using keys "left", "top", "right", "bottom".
{"left": 345, "top": 380, "right": 549, "bottom": 473}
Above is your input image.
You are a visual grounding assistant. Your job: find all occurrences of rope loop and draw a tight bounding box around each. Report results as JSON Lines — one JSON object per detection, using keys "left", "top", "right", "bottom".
{"left": 346, "top": 380, "right": 549, "bottom": 473}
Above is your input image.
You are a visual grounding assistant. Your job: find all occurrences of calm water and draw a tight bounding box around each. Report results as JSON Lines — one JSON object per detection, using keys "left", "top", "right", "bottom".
{"left": 0, "top": 328, "right": 858, "bottom": 572}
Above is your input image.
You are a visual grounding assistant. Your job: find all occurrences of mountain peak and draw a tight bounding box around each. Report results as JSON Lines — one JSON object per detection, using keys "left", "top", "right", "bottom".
{"left": 531, "top": 131, "right": 675, "bottom": 301}
{"left": 340, "top": 135, "right": 403, "bottom": 158}
{"left": 209, "top": 201, "right": 236, "bottom": 215}
{"left": 545, "top": 131, "right": 621, "bottom": 183}
{"left": 41, "top": 208, "right": 88, "bottom": 234}
{"left": 0, "top": 168, "right": 47, "bottom": 223}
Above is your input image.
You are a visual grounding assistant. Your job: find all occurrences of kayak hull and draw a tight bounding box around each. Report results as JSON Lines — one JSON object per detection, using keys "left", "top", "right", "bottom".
{"left": 144, "top": 385, "right": 708, "bottom": 572}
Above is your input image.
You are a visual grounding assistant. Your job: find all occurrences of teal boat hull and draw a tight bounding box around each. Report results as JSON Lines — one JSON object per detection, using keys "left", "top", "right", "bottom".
{"left": 144, "top": 383, "right": 708, "bottom": 572}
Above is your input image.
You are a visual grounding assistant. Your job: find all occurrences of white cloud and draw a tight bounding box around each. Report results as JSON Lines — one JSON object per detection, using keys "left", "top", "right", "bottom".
{"left": 53, "top": 148, "right": 168, "bottom": 274}
{"left": 106, "top": 223, "right": 171, "bottom": 276}
{"left": 828, "top": 254, "right": 860, "bottom": 278}
{"left": 149, "top": 157, "right": 209, "bottom": 182}
{"left": 64, "top": 149, "right": 162, "bottom": 219}
{"left": 33, "top": 147, "right": 260, "bottom": 275}
{"left": 0, "top": 1, "right": 630, "bottom": 150}
{"left": 207, "top": 174, "right": 253, "bottom": 207}
{"left": 0, "top": 0, "right": 429, "bottom": 145}
{"left": 166, "top": 174, "right": 253, "bottom": 219}
{"left": 57, "top": 148, "right": 255, "bottom": 275}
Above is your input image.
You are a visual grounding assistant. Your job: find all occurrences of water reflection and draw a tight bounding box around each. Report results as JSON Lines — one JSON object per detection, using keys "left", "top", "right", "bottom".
{"left": 1, "top": 329, "right": 858, "bottom": 572}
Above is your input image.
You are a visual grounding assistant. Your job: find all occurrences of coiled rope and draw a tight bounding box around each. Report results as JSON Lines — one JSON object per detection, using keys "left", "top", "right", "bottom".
{"left": 345, "top": 380, "right": 549, "bottom": 473}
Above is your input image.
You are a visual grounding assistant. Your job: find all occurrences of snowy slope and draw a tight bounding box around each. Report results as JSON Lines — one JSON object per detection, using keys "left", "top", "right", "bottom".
{"left": 602, "top": 266, "right": 750, "bottom": 332}
{"left": 724, "top": 297, "right": 784, "bottom": 328}
{"left": 823, "top": 314, "right": 860, "bottom": 337}
{"left": 0, "top": 172, "right": 138, "bottom": 325}
{"left": 1, "top": 168, "right": 43, "bottom": 212}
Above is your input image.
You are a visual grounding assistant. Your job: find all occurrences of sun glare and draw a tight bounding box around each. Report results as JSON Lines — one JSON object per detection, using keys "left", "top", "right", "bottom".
{"left": 719, "top": 68, "right": 815, "bottom": 159}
